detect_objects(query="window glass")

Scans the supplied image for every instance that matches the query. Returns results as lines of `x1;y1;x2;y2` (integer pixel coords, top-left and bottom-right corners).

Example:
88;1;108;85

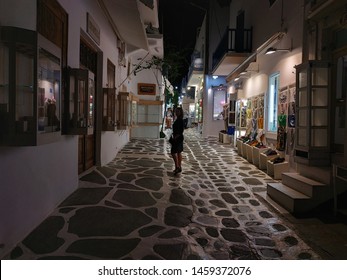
38;48;60;133
267;73;279;132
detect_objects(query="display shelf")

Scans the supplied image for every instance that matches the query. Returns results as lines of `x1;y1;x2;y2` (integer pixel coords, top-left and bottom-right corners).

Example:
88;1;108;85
137;99;162;125
102;88;116;131
63;68;93;135
0;27;62;145
267;160;290;179
259;152;279;170
219;132;231;144
246;144;254;163
117;92;138;130
236;139;243;155
252;146;269;167
241;142;249;158
294;61;330;166
235;99;247;139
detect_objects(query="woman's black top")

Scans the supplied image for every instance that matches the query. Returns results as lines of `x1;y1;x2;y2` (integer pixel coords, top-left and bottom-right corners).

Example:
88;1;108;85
172;118;184;141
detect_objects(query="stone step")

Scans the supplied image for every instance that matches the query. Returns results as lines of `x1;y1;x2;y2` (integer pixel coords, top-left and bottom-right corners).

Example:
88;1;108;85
267;182;311;213
281;172;326;197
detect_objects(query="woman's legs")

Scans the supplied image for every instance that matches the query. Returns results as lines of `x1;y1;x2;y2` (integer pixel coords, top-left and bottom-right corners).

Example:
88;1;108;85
171;152;182;174
177;152;182;169
171;153;178;169
171;142;183;174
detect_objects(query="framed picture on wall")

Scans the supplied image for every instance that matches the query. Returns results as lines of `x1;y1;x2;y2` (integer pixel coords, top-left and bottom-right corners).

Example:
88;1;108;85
138;83;156;95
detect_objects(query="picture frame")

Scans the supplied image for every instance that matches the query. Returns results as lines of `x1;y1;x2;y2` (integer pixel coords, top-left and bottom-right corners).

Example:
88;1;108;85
138;83;156;95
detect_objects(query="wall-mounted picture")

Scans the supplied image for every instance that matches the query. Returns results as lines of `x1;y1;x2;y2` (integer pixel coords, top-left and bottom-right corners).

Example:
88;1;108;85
138;83;156;95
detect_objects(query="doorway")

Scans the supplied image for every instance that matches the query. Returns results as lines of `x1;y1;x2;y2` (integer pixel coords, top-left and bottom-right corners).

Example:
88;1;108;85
78;38;98;174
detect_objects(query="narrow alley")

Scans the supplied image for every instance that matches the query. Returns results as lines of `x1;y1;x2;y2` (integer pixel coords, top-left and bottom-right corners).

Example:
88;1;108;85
5;128;347;260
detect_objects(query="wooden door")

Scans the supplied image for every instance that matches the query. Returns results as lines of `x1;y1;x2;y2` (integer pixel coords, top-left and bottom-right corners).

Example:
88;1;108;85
78;71;96;173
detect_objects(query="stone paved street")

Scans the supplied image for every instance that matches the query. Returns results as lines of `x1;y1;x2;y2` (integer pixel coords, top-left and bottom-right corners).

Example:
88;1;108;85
6;128;326;260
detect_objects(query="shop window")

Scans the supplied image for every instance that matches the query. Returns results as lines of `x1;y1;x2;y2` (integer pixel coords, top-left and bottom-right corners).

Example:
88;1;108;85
267;73;279;132
102;88;116;131
63;68;94;135
137;100;163;124
0;26;62;146
212;86;227;120
117;92;138;130
103;60;116;131
38;47;61;134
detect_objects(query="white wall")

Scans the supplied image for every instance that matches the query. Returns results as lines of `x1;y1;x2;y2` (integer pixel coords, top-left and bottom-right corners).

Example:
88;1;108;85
239;74;268;99
0;137;78;258
203;76;226;137
58;0;130;166
0;0;79;258
229;0;303;52
101;131;129;165
0;0;131;258
0;0;36;30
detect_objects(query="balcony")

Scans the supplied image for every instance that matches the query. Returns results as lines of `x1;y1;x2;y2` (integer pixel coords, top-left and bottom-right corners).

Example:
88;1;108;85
212;27;252;76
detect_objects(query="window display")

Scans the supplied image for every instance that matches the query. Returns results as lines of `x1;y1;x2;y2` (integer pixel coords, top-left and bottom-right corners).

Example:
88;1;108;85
117;92;138;129
102;88;116;131
37;47;61;133
64;68;95;135
137;100;162;125
212;86;227;120
235;99;247;138
131;96;139;126
267;73;279;132
0;26;62;145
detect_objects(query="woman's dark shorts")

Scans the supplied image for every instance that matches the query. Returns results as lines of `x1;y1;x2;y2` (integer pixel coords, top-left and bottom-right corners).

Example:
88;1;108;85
171;141;183;154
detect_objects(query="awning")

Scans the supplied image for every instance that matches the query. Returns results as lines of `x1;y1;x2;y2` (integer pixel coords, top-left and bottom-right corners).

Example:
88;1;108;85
98;0;149;51
226;31;286;82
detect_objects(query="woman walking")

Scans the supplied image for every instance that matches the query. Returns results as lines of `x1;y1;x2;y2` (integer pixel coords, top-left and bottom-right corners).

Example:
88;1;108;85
170;107;184;175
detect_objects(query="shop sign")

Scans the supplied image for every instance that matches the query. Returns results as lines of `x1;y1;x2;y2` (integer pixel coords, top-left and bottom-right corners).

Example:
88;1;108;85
138;83;156;95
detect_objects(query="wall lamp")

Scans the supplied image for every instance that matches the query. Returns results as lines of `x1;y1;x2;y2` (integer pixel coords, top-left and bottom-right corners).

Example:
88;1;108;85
265;47;292;55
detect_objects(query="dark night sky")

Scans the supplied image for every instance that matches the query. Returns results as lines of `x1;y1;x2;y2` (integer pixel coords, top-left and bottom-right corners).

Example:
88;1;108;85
159;0;207;87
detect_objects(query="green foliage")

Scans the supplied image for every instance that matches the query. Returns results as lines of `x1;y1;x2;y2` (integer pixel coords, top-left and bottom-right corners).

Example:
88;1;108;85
133;55;182;107
172;89;179;107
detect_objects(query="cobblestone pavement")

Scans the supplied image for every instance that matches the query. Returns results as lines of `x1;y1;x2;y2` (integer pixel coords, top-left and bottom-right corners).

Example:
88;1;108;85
7;128;321;260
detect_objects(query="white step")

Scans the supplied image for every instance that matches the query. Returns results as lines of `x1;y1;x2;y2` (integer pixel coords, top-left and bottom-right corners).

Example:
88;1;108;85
267;182;311;213
281;172;327;197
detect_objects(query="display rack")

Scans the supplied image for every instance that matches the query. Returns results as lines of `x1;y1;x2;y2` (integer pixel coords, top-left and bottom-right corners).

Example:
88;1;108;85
294;60;330;166
0;27;62;145
137;100;163;125
102;88;116;131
